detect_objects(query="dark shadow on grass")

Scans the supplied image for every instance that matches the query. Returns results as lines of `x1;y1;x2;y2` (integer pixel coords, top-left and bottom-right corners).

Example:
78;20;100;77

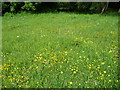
2;8;119;18
101;9;119;17
30;8;119;17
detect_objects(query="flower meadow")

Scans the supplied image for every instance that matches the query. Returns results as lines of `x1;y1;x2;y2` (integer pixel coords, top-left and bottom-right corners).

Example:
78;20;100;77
1;12;119;88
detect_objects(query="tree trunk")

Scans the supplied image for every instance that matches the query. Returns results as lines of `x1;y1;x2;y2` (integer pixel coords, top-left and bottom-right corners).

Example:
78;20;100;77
101;2;109;14
118;8;120;13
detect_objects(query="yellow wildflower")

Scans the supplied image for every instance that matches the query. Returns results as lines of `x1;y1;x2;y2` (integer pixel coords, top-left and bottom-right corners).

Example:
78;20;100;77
60;71;63;74
104;71;106;73
18;85;22;88
69;82;73;84
89;67;91;69
97;67;100;69
109;50;112;53
108;75;110;76
36;66;39;69
79;56;82;58
101;62;105;65
109;80;111;82
73;71;76;74
86;58;89;60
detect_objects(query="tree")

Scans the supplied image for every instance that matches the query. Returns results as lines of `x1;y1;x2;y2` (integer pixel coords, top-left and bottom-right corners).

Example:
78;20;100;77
100;2;109;14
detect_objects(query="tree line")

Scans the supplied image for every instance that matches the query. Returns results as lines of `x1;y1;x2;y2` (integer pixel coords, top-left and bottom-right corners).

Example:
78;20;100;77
2;2;119;15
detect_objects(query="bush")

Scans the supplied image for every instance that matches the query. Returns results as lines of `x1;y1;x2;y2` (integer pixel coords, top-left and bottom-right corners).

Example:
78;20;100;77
21;2;36;11
89;2;104;13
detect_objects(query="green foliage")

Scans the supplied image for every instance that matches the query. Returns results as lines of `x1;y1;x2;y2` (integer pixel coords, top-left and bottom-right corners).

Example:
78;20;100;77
0;2;2;15
2;12;118;88
36;2;58;12
21;2;36;11
10;2;16;12
58;2;71;11
76;2;92;12
2;2;24;14
2;2;107;14
2;2;10;13
4;12;14;17
89;2;105;13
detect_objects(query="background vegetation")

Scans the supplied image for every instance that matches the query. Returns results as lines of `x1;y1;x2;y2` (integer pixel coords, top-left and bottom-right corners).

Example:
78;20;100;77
2;2;119;15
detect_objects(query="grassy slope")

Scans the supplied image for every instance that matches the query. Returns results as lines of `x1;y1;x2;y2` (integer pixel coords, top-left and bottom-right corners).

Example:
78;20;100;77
2;12;118;88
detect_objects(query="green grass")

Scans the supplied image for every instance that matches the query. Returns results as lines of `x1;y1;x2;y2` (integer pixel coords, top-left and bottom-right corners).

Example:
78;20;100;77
2;12;119;88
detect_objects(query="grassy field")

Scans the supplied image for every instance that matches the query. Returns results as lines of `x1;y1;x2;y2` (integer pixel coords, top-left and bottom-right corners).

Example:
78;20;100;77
2;12;119;88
